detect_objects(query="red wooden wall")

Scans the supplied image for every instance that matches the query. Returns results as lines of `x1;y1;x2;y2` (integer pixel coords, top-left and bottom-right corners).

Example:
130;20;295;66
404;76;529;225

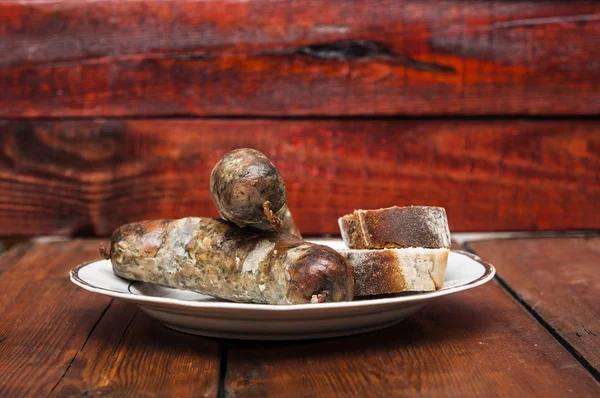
1;1;599;235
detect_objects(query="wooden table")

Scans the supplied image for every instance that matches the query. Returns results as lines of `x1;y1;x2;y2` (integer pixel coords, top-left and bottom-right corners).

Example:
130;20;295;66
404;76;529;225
1;236;599;397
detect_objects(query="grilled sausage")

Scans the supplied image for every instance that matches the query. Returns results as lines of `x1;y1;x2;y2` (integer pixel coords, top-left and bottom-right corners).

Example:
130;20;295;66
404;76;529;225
210;148;301;238
102;217;354;304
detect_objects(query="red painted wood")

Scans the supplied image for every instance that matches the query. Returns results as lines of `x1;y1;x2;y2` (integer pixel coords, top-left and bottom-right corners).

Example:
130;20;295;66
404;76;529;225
1;1;599;116
1;119;598;236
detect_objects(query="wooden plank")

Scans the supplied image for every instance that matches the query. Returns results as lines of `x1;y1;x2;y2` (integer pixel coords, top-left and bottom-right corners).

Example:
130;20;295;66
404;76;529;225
1;119;599;236
0;238;29;253
468;237;600;375
51;302;220;397
1;1;599;116
0;240;221;396
224;280;600;396
0;240;112;396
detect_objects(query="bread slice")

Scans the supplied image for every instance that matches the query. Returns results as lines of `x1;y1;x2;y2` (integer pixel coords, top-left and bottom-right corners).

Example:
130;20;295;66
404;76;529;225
339;248;449;296
338;206;450;249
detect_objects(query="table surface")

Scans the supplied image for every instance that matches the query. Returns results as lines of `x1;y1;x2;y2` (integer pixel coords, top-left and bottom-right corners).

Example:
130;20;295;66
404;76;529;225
1;236;599;397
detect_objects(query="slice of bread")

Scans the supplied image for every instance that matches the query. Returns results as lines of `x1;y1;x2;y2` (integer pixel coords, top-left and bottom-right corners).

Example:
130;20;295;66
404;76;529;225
338;206;451;249
339;248;449;296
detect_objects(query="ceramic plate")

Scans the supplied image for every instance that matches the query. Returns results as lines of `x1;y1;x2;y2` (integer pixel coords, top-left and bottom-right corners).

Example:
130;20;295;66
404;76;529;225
70;239;495;340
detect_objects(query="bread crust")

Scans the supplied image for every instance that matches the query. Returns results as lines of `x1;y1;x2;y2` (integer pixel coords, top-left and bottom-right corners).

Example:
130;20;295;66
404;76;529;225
338;206;450;249
339;248;449;296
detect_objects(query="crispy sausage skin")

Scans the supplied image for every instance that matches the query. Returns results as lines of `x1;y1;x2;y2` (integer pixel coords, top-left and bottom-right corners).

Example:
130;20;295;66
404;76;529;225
210;148;301;238
105;217;354;304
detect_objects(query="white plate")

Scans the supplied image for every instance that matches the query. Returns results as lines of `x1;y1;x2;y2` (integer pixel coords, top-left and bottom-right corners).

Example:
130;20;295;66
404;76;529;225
70;239;495;340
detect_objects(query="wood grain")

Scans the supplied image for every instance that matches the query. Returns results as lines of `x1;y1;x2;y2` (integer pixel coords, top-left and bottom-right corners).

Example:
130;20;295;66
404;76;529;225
1;1;599;116
1;119;598;236
51;303;220;397
468;237;600;374
0;240;221;396
0;240;113;396
224;279;600;397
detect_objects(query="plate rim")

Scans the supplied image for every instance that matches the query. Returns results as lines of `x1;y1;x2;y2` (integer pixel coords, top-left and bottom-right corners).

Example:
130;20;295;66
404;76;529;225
70;249;495;311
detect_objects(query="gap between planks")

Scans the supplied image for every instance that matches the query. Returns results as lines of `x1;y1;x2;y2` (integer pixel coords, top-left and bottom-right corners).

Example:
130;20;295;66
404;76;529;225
47;299;115;397
3;115;600;122
464;242;600;383
217;343;229;398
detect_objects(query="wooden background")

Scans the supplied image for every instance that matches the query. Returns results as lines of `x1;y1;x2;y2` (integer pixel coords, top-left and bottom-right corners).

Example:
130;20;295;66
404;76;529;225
1;0;599;236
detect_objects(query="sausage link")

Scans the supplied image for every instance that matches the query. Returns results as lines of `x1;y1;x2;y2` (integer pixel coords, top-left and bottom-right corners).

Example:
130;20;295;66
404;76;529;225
106;217;353;304
210;148;301;238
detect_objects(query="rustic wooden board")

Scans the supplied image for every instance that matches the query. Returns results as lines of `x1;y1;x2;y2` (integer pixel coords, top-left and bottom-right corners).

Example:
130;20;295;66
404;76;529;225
51;303;221;397
1;119;598;236
468;237;600;376
1;1;599;116
0;240;221;396
224;278;600;397
0;240;112;396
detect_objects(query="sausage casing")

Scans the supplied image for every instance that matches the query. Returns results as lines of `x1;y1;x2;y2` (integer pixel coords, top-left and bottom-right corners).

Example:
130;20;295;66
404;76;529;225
106;217;354;304
210;148;301;238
